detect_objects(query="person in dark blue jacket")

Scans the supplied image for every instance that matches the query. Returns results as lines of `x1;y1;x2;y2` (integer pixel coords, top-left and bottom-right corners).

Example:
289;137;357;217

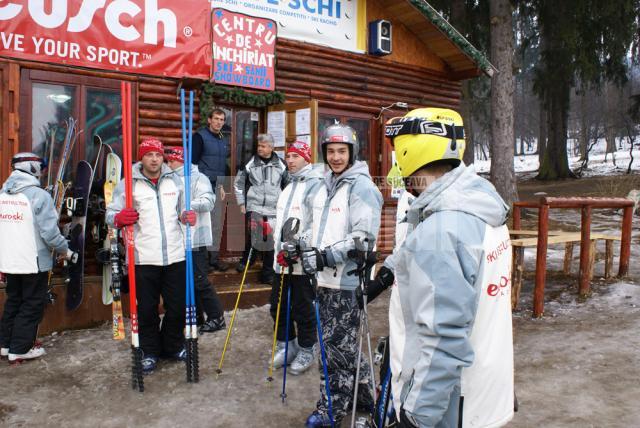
192;108;230;272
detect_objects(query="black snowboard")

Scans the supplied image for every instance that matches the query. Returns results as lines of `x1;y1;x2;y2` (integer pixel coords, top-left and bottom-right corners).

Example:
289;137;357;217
65;160;93;311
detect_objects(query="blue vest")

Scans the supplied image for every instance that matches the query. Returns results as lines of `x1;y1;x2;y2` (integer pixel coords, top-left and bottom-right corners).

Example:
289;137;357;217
196;127;229;185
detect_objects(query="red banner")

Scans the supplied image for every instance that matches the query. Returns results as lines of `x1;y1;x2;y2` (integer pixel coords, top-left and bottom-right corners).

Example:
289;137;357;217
0;0;211;79
212;9;277;91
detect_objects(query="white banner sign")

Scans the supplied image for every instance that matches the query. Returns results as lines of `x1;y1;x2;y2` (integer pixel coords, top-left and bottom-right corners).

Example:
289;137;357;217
210;0;365;53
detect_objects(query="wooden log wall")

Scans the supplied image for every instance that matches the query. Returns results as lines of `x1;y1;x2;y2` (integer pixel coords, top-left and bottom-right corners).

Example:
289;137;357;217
275;38;462;114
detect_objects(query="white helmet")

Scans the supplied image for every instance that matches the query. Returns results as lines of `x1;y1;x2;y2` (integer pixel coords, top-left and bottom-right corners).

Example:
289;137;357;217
11;152;45;178
320;123;359;165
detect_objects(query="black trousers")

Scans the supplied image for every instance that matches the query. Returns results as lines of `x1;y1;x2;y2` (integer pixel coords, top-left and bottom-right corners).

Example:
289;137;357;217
269;272;317;348
135;262;185;356
193;246;224;320
241;211;275;281
0;272;48;354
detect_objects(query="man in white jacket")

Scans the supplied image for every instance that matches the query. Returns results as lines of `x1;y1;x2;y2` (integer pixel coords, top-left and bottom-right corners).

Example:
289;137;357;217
272;141;323;375
374;108;514;428
106;139;196;374
300;124;383;427
165;146;225;334
0;153;76;363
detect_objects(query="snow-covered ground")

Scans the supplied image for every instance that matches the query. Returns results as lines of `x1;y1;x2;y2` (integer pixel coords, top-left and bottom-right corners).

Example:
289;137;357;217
475;139;640;177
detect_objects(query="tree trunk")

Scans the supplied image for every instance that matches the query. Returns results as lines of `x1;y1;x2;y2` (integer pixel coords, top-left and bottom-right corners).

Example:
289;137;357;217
489;0;518;205
460;81;475;165
579;95;589;161
538;98;547;162
605;128;617;165
538;84;574;179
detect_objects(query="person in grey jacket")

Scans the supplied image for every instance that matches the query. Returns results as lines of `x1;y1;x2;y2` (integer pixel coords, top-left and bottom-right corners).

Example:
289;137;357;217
0;153;76;363
233;134;289;283
371;108;514;428
165;146;225;334
300;124;383;427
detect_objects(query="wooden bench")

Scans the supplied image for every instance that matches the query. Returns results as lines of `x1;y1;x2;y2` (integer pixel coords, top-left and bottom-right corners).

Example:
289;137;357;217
509;230;621;310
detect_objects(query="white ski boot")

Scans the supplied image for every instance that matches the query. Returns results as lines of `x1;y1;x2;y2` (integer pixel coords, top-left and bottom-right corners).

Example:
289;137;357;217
289;345;315;375
0;347;8;359
8;345;46;362
273;339;298;369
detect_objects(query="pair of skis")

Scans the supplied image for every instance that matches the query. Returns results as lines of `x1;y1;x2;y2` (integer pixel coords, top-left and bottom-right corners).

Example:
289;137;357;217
181;89;199;383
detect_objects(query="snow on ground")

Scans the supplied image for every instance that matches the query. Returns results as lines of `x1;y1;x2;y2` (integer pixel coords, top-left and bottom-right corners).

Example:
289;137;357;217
475;138;640;178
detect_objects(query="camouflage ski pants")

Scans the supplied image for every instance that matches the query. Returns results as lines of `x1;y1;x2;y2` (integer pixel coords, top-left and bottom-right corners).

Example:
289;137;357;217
316;287;374;422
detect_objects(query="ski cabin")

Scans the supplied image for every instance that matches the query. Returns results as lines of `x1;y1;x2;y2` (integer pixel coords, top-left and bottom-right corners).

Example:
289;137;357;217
0;0;491;333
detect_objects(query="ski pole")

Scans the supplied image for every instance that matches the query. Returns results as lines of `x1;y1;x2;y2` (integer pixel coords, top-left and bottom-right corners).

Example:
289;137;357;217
216;246;253;376
267;271;286;382
281;268;293;402
312;277;335;428
121;81;144;393
181;89;199;383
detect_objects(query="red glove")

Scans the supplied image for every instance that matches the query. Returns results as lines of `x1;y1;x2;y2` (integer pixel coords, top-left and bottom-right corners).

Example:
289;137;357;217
261;219;273;238
114;208;139;228
180;210;197;226
277;250;289;267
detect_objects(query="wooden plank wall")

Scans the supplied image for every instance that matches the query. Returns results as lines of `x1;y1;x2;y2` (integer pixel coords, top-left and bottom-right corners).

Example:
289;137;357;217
275;38;462;114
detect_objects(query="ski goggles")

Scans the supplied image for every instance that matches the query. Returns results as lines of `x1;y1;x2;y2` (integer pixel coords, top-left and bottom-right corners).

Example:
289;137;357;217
164;147;184;162
384;117;464;144
11;156;47;168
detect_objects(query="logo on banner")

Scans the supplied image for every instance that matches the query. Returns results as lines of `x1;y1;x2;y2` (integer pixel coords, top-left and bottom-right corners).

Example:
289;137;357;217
212;9;277;91
0;0;211;79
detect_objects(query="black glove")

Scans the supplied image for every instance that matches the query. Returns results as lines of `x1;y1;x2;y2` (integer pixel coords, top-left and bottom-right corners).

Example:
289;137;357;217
356;266;394;309
301;247;327;275
399;407;419;428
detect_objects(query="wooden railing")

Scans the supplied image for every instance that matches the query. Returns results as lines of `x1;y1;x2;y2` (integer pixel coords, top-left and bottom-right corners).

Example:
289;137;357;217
512;197;634;317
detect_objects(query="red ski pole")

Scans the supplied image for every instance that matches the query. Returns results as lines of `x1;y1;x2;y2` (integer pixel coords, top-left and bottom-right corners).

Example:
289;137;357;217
121;81;144;392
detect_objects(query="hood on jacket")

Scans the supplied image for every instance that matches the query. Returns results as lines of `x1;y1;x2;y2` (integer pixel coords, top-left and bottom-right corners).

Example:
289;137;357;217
324;160;372;197
407;163;509;227
291;163;323;181
2;170;41;194
132;162;175;181
172;164;201;177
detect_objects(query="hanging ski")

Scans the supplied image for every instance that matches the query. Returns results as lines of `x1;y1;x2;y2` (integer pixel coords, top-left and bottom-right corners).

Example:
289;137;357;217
122;81;144;392
181;89;199;383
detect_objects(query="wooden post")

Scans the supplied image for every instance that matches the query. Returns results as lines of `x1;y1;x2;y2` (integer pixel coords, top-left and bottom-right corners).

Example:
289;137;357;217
579;206;592;297
512;246;525;310
512;205;521;230
533;203;549;318
563;242;574;275
588;239;596;282
605;240;614;279
618;206;633;277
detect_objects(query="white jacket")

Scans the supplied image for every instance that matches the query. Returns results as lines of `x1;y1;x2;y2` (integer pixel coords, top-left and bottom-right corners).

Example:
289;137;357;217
0;170;68;273
273;164;323;275
174;164;215;249
304;161;383;291
106;163;185;266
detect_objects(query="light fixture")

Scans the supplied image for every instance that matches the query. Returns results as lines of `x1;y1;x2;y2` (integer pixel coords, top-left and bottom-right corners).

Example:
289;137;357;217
374;102;409;120
46;94;72;104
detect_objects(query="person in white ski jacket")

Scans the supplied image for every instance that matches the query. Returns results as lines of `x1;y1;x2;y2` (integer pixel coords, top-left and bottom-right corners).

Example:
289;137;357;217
165;146;225;334
372;108;514;428
300;124;383;427
106;139;195;374
0;153;75;362
271;141;323;375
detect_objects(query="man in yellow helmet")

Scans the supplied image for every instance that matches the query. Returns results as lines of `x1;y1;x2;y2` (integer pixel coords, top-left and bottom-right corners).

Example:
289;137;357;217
365;108;514;427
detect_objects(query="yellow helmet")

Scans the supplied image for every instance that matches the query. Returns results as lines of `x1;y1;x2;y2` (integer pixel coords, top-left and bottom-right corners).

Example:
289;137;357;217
385;108;465;178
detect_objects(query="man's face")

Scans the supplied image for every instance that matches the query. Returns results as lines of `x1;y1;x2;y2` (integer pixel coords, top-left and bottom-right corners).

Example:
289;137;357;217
167;159;183;171
326;143;350;174
285;152;307;173
257;141;273;158
208;112;225;133
141;151;164;176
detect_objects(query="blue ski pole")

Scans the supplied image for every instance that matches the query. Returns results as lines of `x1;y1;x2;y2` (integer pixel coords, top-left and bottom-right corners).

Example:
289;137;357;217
281;269;293;402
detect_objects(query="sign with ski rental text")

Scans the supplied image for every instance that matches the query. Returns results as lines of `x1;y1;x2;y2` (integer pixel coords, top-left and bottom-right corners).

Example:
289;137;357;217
212;9;277;91
0;0;211;79
210;0;365;53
